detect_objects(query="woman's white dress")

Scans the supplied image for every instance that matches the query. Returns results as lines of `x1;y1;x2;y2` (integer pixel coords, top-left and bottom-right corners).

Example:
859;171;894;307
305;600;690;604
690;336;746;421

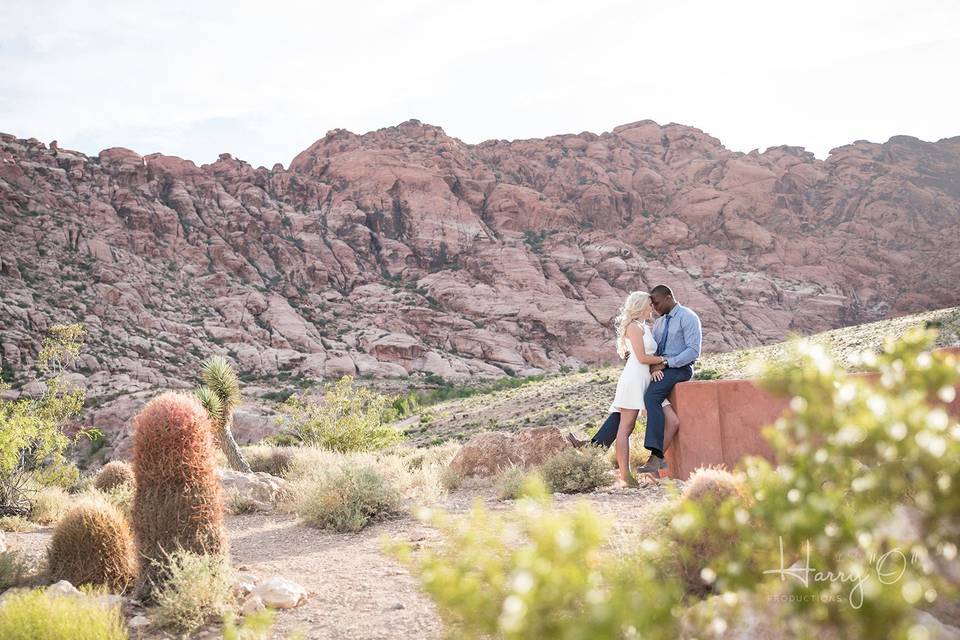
609;322;670;413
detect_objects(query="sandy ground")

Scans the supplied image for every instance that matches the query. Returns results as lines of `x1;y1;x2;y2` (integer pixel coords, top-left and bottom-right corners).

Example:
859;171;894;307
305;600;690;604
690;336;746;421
3;481;674;639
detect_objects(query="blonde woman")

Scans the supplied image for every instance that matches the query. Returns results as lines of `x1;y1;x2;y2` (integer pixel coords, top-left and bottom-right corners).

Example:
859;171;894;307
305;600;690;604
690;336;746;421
606;291;680;487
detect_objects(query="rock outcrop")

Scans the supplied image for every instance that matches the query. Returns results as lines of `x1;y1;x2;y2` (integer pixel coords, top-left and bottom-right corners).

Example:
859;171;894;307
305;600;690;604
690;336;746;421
2;120;959;449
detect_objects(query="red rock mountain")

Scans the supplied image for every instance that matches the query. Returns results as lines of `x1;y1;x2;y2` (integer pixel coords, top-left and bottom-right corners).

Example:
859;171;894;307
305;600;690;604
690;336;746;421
2;119;959;402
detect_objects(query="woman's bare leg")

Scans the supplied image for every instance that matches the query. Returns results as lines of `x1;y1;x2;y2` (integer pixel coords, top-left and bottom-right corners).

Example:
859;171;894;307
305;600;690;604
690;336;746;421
662;405;680;454
614;408;640;484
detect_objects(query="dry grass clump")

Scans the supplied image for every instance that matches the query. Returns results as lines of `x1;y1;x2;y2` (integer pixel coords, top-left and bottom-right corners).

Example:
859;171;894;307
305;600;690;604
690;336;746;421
131;392;227;594
283;443;454;514
46;497;137;592
0;588;128;640
242;445;296;477
29;486;72;525
541;447;613;494
152;549;234;633
0;549;35;590
494;465;536;500
298;465;400;533
94;461;135;492
0;515;35;532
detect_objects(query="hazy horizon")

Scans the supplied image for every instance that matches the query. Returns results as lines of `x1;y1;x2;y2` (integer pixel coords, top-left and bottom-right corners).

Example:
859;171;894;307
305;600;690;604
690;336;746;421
4;0;959;168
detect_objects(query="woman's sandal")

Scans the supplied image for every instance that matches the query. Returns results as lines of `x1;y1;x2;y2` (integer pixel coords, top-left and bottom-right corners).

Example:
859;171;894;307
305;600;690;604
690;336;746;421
614;475;641;489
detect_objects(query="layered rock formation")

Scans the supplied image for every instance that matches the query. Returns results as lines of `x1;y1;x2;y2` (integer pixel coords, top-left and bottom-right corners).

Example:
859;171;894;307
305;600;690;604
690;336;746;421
2;119;959;406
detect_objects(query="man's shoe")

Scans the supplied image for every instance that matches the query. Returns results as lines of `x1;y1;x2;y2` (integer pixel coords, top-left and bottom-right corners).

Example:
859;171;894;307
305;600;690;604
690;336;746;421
636;455;667;479
566;433;587;449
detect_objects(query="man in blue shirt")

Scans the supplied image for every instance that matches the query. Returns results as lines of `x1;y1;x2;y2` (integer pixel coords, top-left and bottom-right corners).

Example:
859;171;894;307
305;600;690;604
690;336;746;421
636;284;701;477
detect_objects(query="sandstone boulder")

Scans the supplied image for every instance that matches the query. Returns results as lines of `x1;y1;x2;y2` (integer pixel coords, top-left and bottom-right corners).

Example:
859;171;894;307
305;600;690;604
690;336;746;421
447;427;572;479
217;469;288;511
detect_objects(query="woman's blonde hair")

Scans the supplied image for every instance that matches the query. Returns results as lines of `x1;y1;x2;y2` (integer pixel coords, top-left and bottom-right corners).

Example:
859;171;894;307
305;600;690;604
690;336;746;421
614;291;651;359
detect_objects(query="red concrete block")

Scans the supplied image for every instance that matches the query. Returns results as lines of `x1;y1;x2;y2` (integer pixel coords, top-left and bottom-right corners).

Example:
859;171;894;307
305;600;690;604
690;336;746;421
663;381;724;480
716;380;783;469
664;347;960;480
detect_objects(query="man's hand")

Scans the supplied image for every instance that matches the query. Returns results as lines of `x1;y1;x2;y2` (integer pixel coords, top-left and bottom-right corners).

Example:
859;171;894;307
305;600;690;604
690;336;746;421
651;363;666;373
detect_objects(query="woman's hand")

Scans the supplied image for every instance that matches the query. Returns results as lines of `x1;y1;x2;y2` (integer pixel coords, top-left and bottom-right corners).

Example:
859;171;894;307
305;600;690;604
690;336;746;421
651;369;664;381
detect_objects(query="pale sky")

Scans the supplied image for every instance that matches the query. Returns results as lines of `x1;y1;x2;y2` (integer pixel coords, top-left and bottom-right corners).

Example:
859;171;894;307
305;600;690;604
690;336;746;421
2;0;958;168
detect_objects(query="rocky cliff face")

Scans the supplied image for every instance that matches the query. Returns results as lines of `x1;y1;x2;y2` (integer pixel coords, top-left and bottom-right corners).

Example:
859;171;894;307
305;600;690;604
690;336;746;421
2;119;959;405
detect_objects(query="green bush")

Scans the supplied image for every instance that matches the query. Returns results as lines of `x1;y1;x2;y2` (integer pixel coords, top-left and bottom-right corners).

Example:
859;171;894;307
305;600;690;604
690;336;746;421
394;477;679;639
152;549;234;632
684;328;960;636
540;447;612;494
221;610;278;640
298;465;400;532
0;324;90;516
277;376;404;452
0;588;127;640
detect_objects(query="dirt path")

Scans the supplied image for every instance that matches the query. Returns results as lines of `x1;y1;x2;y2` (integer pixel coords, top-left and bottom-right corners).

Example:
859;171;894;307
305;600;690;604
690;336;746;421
228;513;444;640
3;482;674;639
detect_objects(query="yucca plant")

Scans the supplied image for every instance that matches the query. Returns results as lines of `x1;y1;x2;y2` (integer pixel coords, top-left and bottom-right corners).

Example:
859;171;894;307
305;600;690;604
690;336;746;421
196;357;251;472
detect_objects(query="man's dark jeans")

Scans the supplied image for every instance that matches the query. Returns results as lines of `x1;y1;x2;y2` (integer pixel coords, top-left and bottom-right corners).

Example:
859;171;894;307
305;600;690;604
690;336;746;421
643;364;693;458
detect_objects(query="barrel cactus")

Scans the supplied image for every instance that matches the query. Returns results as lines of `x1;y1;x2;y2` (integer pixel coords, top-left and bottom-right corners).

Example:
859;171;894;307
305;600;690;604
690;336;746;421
131;392;227;595
47;498;137;592
94;461;135;492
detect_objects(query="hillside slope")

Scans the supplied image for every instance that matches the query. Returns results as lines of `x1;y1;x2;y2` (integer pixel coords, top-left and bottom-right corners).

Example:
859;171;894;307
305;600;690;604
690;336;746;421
406;306;960;445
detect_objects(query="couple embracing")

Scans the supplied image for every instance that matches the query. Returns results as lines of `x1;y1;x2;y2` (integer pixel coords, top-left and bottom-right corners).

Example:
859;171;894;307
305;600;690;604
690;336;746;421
569;285;702;487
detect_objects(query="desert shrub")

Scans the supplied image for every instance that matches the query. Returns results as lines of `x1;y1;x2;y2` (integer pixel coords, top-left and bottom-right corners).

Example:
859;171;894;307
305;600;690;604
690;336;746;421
681;329;960;637
47;498;137;592
131;392;227;594
298;465;400;532
0;549;33;589
196;356;251;472
0;324;91;516
243;445;296;477
277;376;404;452
284;445;450;516
540;447;612;494
494;465;536;500
0;588;128;640
394;477;680;639
152;549;234;632
94;461;135;492
29;485;72;525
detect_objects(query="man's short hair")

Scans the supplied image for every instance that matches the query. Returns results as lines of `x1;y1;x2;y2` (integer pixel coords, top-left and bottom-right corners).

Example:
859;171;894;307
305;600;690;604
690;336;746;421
650;284;673;298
